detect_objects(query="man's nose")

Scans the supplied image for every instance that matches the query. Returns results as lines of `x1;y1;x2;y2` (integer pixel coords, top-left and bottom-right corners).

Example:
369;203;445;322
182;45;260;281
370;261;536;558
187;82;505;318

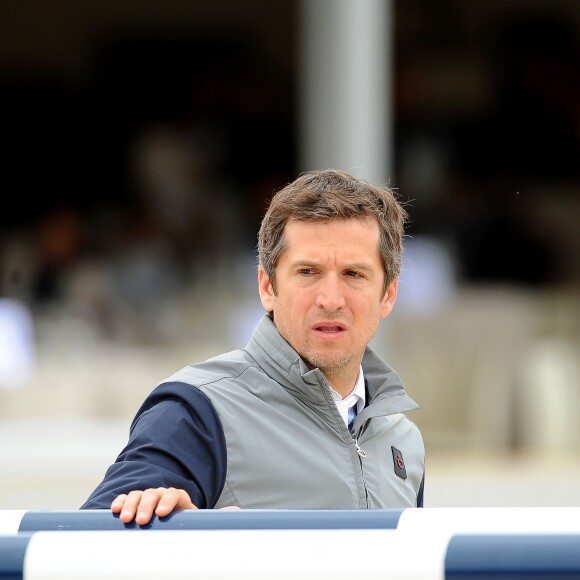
315;275;346;311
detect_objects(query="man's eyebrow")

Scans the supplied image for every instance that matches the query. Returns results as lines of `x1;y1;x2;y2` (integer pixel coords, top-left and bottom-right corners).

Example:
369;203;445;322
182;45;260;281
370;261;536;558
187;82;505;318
289;260;374;273
289;260;320;269
343;262;374;274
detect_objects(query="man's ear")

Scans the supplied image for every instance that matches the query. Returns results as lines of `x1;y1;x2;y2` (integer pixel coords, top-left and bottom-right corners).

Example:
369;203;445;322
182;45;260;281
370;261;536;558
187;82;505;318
380;278;398;319
258;266;275;312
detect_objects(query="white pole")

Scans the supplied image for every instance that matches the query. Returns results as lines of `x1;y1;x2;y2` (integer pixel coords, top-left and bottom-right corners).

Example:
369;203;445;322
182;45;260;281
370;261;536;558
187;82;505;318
297;0;392;185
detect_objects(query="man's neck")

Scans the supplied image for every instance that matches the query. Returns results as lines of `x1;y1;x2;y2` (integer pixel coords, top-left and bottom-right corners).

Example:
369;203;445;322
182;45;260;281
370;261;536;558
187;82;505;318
323;380;351;399
325;367;362;399
328;366;366;408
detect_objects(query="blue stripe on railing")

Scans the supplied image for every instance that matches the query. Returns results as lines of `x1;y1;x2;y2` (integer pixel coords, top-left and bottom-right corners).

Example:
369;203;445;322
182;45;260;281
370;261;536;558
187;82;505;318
18;508;404;532
445;533;580;578
0;534;31;580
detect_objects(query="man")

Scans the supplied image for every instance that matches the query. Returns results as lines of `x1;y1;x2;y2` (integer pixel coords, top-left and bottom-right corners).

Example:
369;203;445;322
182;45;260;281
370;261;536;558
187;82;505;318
81;169;425;524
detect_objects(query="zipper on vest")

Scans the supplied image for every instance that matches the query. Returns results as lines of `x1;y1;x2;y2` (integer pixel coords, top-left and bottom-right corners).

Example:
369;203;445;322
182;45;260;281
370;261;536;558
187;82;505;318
353;431;371;507
353;435;367;458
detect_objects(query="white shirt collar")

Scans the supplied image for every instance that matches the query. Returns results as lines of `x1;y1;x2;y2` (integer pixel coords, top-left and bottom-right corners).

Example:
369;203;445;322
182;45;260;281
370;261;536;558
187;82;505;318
328;366;366;426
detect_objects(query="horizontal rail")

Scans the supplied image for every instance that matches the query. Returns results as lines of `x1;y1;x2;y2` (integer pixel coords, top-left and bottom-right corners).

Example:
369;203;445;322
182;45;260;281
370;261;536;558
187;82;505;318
1;529;579;579
1;508;403;534
2;507;579;535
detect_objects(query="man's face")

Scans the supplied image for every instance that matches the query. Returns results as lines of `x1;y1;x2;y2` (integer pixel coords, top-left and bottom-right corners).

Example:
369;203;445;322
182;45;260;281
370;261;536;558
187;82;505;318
258;218;398;393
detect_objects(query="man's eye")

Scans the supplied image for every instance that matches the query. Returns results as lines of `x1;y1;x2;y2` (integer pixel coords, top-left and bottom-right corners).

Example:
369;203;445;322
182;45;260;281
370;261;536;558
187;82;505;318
298;268;316;275
345;270;362;278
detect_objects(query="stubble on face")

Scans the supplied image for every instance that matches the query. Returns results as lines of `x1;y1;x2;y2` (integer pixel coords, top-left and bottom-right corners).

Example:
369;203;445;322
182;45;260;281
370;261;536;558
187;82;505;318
304;348;361;387
269;285;370;387
300;316;378;387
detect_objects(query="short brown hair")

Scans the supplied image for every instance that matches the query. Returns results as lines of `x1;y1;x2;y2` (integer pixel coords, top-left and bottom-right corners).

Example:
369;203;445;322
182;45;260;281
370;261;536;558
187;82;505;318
258;169;408;292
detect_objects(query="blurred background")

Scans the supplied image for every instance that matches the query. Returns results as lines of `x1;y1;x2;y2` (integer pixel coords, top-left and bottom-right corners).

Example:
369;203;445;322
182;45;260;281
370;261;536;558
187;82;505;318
1;0;579;509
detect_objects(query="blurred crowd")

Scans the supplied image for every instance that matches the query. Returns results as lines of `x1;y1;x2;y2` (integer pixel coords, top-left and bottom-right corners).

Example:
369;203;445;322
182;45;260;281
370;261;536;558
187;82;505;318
1;2;579;390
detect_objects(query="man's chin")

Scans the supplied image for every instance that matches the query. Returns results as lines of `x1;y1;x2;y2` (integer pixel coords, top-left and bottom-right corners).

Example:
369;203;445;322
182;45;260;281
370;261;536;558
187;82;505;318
307;352;352;374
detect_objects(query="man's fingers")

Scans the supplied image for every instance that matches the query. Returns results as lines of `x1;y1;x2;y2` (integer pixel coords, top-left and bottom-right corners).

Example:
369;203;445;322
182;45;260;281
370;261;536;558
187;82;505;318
155;488;196;517
111;494;128;513
111;488;199;525
116;490;145;523
133;488;166;525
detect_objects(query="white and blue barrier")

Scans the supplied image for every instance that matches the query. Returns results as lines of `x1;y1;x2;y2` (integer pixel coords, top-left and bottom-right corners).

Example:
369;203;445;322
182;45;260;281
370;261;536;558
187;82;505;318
2;507;580;534
1;529;580;579
0;508;402;533
2;508;580;578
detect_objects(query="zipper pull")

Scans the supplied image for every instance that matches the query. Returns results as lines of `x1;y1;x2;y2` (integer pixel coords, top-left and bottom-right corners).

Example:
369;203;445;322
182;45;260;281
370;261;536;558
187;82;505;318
353;436;367;458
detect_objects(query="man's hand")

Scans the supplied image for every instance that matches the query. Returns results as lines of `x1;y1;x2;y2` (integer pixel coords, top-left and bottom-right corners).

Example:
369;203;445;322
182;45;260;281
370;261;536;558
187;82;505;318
111;487;197;525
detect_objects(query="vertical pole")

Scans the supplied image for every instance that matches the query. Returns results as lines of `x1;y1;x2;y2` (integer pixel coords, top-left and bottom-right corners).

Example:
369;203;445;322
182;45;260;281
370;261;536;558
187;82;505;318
297;0;392;184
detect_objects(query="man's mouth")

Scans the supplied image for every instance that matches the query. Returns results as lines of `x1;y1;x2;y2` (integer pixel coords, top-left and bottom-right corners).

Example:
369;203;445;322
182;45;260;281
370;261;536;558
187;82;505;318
312;322;347;335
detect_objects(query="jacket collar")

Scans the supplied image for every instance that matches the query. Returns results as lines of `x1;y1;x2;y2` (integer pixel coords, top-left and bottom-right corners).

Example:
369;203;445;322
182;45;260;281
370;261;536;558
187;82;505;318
245;313;419;416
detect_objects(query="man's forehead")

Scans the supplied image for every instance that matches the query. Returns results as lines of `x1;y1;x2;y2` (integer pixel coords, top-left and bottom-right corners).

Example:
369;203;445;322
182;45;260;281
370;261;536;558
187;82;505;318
284;216;379;236
281;218;382;262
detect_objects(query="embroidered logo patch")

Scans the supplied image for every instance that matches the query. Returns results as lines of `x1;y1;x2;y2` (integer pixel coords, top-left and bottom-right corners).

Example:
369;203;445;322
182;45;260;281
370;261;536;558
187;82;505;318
391;446;407;479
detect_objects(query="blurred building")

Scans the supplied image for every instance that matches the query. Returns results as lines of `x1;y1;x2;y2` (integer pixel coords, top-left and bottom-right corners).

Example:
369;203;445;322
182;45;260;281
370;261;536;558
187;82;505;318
0;0;579;468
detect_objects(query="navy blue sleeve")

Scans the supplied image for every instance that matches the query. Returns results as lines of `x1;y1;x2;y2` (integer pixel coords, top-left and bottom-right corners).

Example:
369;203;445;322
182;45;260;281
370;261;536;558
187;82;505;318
80;381;227;510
